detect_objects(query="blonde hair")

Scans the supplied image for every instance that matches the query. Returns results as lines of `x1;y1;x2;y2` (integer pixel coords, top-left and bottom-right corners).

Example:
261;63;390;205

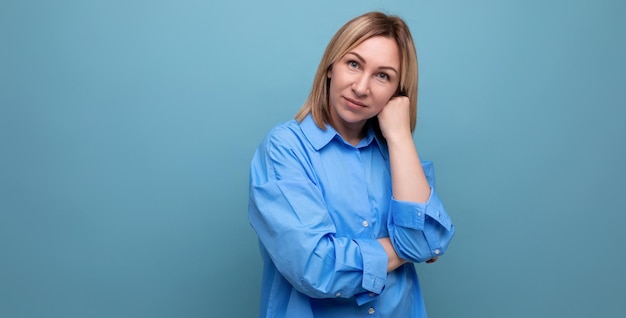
294;11;419;132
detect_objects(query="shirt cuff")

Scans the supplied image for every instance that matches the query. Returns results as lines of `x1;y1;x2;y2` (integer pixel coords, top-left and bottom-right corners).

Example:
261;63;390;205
354;289;381;306
354;239;387;296
389;188;452;231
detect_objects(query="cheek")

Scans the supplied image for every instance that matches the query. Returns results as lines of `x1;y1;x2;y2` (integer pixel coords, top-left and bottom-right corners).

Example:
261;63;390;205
377;87;398;103
328;74;345;96
327;80;341;106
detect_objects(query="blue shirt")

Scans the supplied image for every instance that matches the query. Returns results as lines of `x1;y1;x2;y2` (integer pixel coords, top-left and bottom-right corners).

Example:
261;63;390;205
248;115;455;318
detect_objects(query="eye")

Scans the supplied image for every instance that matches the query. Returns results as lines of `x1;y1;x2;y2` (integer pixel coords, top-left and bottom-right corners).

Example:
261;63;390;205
347;60;359;69
377;72;389;81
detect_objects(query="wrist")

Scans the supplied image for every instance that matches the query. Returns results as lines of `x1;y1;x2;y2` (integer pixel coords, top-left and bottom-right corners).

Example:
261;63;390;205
378;237;407;272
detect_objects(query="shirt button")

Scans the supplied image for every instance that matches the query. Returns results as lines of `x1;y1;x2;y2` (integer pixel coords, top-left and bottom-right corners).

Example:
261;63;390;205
434;249;441;255
362;220;369;227
335;292;341;297
369;292;376;297
417;212;422;216
368;307;376;315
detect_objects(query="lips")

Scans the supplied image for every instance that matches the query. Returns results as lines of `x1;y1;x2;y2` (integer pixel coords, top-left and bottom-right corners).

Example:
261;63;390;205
344;97;367;109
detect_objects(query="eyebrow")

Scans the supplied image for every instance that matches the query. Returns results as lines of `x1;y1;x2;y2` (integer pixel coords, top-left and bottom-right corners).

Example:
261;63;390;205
345;52;399;75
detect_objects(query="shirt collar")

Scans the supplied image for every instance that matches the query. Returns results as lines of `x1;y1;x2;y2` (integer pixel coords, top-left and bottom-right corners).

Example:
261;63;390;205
300;114;388;160
300;114;336;150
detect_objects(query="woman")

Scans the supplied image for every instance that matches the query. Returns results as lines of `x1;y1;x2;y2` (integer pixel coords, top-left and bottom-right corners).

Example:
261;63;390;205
248;11;455;317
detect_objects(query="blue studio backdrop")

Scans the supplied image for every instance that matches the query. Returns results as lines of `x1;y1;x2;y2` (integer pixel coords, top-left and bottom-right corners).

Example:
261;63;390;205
1;0;625;317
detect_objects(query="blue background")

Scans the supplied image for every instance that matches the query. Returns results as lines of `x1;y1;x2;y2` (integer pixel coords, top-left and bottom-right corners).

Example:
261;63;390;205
1;0;624;317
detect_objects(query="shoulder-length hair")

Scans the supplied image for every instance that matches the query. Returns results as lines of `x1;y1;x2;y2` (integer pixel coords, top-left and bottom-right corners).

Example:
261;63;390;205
294;11;419;132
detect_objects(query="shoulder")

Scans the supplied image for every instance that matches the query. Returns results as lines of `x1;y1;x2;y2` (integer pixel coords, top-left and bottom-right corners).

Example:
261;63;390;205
253;119;315;164
251;119;318;183
267;119;302;138
261;119;307;150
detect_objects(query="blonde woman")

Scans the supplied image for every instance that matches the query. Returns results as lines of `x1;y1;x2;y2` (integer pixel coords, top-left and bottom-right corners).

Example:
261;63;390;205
249;11;455;317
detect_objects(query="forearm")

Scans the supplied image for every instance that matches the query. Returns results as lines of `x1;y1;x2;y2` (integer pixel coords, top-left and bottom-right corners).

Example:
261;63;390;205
378;237;407;272
386;132;431;203
385;133;451;264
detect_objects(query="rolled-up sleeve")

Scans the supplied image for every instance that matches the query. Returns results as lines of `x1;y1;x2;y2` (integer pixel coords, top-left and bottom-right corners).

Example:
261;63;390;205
248;128;388;300
387;161;455;263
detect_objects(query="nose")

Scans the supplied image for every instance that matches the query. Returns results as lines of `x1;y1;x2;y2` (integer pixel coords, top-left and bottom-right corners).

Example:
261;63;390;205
352;74;369;97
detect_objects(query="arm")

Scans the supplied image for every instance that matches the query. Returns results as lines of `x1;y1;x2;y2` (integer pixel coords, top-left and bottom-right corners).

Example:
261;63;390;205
377;97;455;263
377;237;407;271
377;96;430;203
248;126;388;299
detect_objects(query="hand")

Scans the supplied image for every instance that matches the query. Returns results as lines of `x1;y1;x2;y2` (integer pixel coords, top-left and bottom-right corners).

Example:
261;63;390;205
377;96;411;141
378;237;408;272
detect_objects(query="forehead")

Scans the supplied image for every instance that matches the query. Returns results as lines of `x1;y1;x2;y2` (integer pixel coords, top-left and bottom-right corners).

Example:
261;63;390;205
345;36;400;69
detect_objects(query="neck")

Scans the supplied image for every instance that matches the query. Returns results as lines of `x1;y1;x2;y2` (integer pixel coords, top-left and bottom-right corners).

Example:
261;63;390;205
335;122;367;146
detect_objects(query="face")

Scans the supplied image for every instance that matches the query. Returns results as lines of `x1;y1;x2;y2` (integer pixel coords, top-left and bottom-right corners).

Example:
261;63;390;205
327;36;401;139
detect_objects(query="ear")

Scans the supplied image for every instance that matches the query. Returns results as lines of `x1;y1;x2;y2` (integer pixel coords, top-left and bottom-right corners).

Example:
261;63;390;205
326;64;333;79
